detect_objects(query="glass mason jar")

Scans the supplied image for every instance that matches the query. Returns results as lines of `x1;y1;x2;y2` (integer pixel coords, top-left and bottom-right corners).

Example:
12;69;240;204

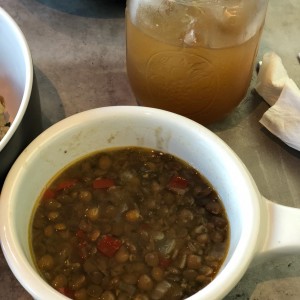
126;0;269;125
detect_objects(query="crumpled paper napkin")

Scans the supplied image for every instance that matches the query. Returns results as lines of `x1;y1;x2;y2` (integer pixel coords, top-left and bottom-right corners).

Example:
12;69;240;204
255;51;300;151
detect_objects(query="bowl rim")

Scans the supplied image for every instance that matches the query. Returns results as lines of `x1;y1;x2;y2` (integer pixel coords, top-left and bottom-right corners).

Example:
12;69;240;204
0;106;263;300
0;7;33;152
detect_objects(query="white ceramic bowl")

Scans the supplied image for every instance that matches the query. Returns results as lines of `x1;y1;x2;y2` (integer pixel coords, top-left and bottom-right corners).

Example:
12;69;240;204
1;106;300;300
0;7;42;185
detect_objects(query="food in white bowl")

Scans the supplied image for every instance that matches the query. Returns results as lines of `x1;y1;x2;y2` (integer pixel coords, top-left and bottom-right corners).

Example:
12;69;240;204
31;146;230;299
1;106;300;300
0;7;43;185
0;95;10;140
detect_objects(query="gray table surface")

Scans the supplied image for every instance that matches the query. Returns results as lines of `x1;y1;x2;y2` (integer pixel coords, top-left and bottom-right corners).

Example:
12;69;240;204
0;0;300;299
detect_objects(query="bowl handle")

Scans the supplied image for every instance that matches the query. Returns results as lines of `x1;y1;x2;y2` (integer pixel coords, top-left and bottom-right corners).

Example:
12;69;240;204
253;196;300;265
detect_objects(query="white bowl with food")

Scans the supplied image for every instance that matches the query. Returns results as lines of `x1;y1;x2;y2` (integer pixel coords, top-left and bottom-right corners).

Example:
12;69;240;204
1;106;300;300
0;7;43;185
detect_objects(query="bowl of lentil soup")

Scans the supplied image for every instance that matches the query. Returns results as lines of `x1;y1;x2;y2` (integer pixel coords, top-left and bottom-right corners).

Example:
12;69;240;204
1;106;300;300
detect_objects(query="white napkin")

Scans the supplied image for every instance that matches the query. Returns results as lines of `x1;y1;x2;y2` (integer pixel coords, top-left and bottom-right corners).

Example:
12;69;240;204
255;52;300;151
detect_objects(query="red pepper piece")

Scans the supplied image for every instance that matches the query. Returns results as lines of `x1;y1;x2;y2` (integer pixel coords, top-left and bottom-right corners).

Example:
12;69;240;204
93;178;115;189
97;235;122;257
76;229;86;240
42;188;56;200
159;256;172;269
75;229;88;260
140;223;151;230
168;176;189;189
57;287;74;298
78;242;88;260
56;179;78;191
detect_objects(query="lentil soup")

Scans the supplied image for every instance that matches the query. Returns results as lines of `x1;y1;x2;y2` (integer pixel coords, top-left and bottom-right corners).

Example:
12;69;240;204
30;147;230;300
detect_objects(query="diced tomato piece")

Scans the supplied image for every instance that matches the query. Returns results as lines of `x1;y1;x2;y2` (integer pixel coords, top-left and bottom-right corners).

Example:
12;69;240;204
78;243;88;260
75;229;88;259
57;287;74;298
42;188;56;200
93;178;115;189
76;229;86;240
56;179;78;191
167;176;189;189
140;223;151;230
159;256;172;269
97;235;122;257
